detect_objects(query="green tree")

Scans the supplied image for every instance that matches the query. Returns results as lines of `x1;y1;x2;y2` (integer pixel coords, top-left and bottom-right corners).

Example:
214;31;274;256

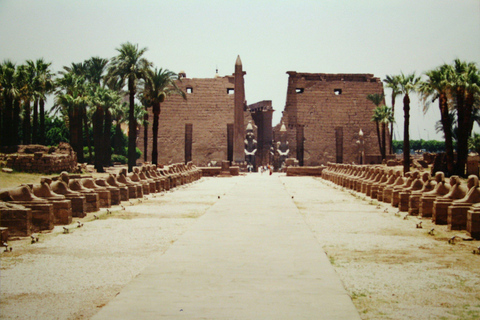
398;72;421;174
54;71;88;162
367;93;387;159
0;61;19;146
383;75;401;153
107;42;151;172
419;64;455;175
142;67;186;165
450;59;480;176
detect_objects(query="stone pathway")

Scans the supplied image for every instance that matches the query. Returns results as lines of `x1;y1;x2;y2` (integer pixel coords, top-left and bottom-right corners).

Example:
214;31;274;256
92;174;360;319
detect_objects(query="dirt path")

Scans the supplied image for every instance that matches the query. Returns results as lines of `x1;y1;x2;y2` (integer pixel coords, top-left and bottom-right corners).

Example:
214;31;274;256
282;176;480;320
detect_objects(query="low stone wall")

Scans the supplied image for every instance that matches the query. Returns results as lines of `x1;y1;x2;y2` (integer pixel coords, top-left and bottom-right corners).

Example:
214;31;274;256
0;143;77;174
286;166;325;177
200;167;240;177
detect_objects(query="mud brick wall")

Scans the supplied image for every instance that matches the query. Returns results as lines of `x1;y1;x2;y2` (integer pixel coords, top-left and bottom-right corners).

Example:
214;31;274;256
138;75;252;167
1;152;77;174
276;72;387;166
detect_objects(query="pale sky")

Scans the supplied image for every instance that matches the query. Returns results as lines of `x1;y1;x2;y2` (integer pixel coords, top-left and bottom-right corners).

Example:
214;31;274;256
1;0;479;140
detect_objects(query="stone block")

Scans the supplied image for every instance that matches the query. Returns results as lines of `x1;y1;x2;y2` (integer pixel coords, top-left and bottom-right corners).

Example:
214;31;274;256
448;205;470;230
0;203;32;236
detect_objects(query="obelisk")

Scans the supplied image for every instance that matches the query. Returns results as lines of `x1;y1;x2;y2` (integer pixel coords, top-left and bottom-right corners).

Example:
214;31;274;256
233;55;246;164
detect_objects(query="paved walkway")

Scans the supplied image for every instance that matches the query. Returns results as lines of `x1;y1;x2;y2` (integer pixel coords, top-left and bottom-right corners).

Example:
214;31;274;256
92;174;360;319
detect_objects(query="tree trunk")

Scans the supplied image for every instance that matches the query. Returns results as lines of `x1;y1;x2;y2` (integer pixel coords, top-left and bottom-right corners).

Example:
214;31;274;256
152;103;160;165
12;99;21;145
390;97;395;154
114;121;123;156
93;106;105;172
4;95;14;146
381;122;386;160
69;108;78;158
39;98;46;145
439;94;454;175
455;88;467;176
375;122;382;157
103;108;112;167
403;94;410;175
23;100;31;145
143;111;148;162
128;78;136;172
32;99;39;144
83;110;92;164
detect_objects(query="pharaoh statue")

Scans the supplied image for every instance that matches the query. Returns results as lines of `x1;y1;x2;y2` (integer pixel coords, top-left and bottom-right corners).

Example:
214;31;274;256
244;121;257;168
276;122;290;168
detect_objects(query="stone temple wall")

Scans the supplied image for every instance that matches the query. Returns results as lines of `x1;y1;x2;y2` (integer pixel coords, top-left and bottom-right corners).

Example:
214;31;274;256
137;74;252;167
276;72;388;166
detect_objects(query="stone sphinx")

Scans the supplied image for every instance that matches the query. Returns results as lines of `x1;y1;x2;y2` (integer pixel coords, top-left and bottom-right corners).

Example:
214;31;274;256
399;171;424;212
118;168;143;198
383;171;404;204
377;170;396;202
448;175;480;230
138;166;156;193
81;178;111;208
419;172;450;218
408;172;436;215
106;173;129;201
33;178;72;225
392;172;414;207
432;175;467;225
68;177;100;213
0;184;54;232
50;172;87;217
371;169;389;199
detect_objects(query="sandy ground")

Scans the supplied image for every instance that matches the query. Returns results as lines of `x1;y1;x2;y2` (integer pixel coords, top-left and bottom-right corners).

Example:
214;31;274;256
1;174;480;319
281;176;480;320
0;177;239;320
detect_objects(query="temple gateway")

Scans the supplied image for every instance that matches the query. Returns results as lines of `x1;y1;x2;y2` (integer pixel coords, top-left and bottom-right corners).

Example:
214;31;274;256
137;57;388;170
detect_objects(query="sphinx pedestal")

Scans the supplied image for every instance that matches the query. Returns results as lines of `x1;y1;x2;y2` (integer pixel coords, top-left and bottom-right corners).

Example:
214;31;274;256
419;196;436;218
467;208;480;239
399;192;411;212
433;200;452;225
0;202;32;236
448;204;471;230
11;201;54;232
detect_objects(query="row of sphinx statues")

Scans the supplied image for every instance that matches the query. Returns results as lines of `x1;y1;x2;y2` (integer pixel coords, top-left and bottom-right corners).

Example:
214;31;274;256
322;163;480;239
0;162;202;236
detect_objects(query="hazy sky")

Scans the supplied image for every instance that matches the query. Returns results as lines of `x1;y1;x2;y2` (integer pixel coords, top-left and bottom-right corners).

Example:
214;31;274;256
1;0;479;140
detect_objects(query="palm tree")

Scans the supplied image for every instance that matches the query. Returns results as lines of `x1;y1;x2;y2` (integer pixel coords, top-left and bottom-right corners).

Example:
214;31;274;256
108;42;151;171
34;59;55;145
142;67;186;165
383;75;401;153
450;59;480;176
398;72;421;174
367;93;386;158
0;60;19;146
418;64;455;175
55;71;88;162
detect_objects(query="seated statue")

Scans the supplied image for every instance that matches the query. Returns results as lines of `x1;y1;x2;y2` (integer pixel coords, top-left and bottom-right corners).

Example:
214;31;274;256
244;121;257;167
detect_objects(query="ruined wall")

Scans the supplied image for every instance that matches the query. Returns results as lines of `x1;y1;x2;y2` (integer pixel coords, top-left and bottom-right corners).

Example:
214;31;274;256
278;72;387;166
138;75;252;167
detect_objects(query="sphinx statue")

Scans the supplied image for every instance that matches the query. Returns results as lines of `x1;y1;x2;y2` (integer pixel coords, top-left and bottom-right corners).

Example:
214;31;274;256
433;175;467;225
448;175;480;230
